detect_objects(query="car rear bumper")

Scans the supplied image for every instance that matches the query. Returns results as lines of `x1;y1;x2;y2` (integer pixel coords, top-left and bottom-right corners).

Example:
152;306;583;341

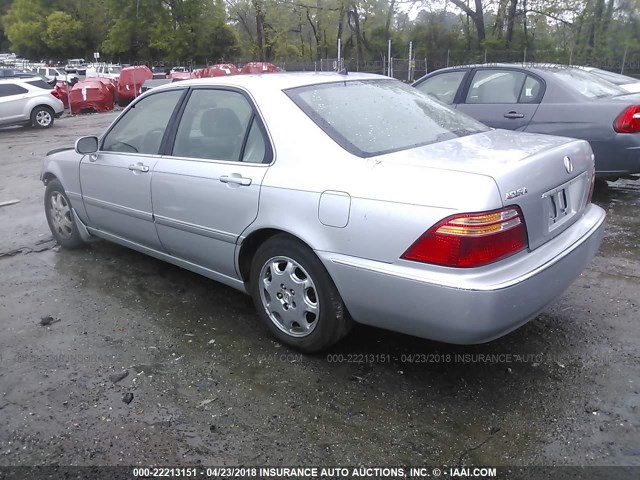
318;204;606;344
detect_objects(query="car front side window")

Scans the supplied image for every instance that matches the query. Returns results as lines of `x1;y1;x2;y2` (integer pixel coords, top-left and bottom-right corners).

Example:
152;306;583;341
414;71;467;104
102;89;184;155
172;89;265;162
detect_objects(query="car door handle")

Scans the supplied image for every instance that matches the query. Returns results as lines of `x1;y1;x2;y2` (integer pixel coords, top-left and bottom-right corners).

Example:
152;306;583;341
220;174;251;186
128;163;150;173
504;111;525;119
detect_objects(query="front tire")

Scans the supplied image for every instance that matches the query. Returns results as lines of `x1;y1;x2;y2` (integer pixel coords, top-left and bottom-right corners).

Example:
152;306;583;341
44;179;86;249
31;106;55;129
250;235;352;352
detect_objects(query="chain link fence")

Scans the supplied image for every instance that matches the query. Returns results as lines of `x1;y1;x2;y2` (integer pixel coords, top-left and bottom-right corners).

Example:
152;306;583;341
270;49;640;81
119;48;640;80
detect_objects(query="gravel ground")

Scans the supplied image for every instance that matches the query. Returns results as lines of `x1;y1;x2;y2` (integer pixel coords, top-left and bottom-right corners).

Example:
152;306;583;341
0;112;638;471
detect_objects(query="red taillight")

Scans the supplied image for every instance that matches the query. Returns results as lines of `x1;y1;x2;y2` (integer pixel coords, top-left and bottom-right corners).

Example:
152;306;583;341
50;89;61;99
613;105;640;133
401;207;528;268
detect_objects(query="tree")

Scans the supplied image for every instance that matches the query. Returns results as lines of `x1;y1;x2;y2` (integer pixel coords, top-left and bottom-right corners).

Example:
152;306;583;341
448;0;486;49
42;11;85;57
2;0;48;58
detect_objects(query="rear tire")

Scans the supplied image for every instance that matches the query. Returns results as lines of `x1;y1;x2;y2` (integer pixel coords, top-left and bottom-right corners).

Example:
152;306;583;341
31;106;55;129
249;234;352;352
44;179;86;249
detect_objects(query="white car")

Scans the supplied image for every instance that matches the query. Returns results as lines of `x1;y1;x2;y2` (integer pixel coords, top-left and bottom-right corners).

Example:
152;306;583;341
32;66;79;84
581;67;640;93
0;76;64;128
86;65;121;81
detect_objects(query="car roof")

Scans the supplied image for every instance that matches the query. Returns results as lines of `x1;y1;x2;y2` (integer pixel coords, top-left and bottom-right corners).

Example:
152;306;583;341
0;75;46;83
427;63;585;74
154;71;388;93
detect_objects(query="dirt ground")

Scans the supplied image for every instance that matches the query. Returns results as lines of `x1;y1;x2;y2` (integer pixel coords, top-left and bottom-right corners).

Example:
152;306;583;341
0;112;639;471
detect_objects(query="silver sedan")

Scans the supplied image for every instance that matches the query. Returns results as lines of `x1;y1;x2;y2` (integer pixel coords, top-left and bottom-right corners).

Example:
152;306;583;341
41;73;606;352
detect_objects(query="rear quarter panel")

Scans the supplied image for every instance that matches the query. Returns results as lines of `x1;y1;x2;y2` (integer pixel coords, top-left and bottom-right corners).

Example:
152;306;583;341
242;88;503;264
527;102;638;174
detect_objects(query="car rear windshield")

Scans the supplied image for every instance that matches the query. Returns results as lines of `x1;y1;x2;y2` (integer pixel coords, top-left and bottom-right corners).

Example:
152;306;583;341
550;68;627;98
285;79;488;157
25;79;53;89
589;68;638;86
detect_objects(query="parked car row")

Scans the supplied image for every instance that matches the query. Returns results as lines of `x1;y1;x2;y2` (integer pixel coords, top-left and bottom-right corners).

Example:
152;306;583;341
413;64;640;181
31;66;79;84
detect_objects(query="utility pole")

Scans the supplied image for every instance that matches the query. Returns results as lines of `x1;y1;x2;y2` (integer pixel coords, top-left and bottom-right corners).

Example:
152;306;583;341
407;41;413;82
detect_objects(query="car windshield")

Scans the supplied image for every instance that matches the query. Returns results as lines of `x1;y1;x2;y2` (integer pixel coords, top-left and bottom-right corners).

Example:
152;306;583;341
286;79;488;157
589;68;638;86
108;67;121;74
550;68;627;98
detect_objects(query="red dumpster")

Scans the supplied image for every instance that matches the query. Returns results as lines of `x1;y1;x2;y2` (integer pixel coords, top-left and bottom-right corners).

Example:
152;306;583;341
69;79;114;114
240;62;279;74
195;64;240;78
54;81;70;108
91;77;117;105
117;66;153;106
166;71;193;81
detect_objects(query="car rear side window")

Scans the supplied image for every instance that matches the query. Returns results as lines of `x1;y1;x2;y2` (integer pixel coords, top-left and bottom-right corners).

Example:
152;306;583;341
414;71;467;104
286;79;488;158
25;79;53;89
0;84;28;97
102;89;184;155
466;70;527;104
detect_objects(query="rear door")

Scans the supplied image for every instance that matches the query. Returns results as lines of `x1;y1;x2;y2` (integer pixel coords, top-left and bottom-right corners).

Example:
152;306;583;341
151;87;272;279
0;83;29;124
457;68;544;131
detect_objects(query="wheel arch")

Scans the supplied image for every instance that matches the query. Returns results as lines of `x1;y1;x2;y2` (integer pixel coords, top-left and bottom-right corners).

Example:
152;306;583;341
42;172;58;185
237;228;317;284
31;103;55;116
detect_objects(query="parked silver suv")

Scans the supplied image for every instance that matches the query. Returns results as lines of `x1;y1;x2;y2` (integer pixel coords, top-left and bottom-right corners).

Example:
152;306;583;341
0;76;65;129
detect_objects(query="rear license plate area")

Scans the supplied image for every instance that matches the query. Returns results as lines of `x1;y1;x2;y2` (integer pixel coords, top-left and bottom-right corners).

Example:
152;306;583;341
542;172;588;233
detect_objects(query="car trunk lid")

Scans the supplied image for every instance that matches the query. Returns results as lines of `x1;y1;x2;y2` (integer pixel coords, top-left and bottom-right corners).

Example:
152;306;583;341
377;129;594;250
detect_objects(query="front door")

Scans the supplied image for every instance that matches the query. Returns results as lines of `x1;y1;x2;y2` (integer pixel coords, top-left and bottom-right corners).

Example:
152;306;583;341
79;88;185;250
151;87;272;279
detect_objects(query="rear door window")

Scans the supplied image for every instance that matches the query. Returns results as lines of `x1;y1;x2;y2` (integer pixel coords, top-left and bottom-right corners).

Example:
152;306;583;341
0;84;28;97
171;88;269;163
518;75;544;103
466;70;527;104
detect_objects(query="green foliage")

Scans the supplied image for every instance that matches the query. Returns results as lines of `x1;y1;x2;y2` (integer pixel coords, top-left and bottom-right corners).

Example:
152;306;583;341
3;0;47;57
42;11;84;56
0;0;638;71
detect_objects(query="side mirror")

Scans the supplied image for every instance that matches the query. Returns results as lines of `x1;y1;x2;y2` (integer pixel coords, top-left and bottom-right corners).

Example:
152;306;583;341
75;136;99;154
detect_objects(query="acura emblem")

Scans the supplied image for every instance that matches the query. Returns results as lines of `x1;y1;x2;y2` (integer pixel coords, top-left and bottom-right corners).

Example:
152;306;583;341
563;156;573;174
